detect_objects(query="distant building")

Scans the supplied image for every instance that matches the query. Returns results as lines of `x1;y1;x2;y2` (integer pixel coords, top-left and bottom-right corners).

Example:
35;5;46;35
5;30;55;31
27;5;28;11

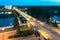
0;11;12;14
51;16;60;23
20;7;28;13
4;5;12;10
0;12;4;14
53;10;58;14
5;12;12;14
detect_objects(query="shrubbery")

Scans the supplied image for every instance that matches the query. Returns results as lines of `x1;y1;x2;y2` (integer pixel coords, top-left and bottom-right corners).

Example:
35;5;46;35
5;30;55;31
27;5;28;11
52;21;58;27
8;30;33;38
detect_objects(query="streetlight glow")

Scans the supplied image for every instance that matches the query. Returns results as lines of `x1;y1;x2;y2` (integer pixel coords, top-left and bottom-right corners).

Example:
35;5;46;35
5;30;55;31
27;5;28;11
2;28;5;31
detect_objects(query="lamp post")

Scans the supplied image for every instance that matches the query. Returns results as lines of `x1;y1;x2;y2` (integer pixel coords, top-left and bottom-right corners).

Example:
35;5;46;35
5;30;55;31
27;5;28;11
2;28;5;40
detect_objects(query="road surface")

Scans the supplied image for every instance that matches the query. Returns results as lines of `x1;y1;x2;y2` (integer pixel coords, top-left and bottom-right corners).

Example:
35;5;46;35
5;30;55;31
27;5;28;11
0;30;16;40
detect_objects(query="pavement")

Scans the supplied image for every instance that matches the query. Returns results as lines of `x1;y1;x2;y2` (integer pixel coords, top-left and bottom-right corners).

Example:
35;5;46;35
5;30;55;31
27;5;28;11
0;30;16;40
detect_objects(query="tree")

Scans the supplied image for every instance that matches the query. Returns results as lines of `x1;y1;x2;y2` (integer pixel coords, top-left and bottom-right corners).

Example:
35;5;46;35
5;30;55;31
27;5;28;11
13;11;20;36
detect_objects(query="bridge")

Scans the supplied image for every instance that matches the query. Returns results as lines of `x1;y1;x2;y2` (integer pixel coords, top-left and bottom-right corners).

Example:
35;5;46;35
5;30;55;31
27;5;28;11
13;7;60;40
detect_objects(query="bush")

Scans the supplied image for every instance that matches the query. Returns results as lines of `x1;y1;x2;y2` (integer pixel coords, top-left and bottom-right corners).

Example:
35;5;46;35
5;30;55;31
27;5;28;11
9;35;17;38
8;30;33;38
52;21;58;27
20;30;33;37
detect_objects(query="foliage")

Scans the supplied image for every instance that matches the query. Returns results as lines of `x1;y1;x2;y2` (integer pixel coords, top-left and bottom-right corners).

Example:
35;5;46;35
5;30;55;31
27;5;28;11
0;14;15;18
52;21;58;27
8;30;33;38
27;6;54;23
20;25;28;29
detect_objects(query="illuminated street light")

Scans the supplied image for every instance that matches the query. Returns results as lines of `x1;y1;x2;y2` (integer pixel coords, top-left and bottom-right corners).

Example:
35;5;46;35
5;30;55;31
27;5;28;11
2;28;5;31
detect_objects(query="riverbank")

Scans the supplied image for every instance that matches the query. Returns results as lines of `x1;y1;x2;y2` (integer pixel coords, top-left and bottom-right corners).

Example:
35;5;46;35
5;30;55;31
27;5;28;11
0;25;14;33
0;14;15;18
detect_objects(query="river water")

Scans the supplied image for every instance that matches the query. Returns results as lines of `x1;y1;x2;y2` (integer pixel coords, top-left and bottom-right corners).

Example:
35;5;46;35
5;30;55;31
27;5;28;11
0;17;15;27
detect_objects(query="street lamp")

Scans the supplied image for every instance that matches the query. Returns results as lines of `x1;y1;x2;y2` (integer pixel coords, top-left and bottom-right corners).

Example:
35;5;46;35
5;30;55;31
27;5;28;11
1;28;5;40
2;28;5;30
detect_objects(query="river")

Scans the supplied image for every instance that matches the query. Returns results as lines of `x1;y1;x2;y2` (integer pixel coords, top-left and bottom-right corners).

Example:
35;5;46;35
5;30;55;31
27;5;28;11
0;17;15;27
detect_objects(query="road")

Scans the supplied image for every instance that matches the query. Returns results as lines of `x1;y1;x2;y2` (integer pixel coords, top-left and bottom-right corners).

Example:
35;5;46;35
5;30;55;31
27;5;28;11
0;30;16;40
13;7;60;40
